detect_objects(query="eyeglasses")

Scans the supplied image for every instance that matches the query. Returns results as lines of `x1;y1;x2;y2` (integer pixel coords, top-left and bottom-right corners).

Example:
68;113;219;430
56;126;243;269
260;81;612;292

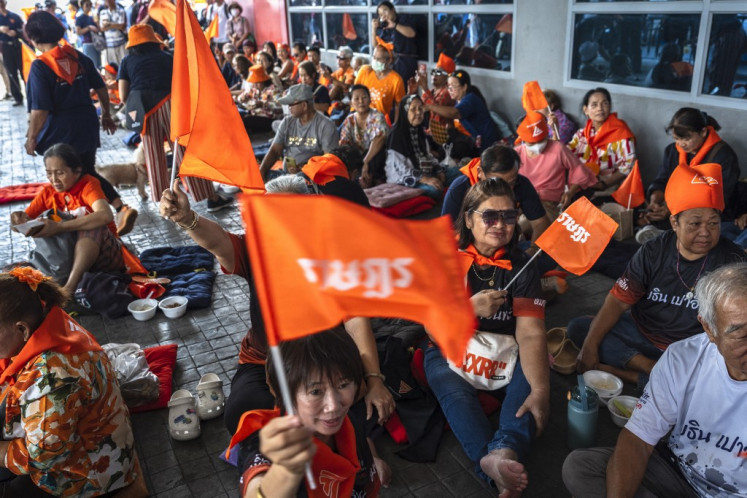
292;52;301;58
430;69;447;76
472;209;519;226
288;101;305;107
337;56;350;60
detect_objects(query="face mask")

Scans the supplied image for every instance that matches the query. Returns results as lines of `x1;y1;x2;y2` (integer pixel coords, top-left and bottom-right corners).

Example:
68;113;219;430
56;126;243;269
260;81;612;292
371;60;386;72
231;9;240;16
526;140;547;155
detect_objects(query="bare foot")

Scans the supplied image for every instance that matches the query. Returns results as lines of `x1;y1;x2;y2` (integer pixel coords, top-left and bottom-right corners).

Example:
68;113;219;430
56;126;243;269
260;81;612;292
373;456;392;488
480;449;528;497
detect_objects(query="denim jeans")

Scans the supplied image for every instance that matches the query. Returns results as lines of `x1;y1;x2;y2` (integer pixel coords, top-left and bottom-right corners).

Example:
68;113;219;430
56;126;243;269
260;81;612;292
423;343;536;483
566;312;663;369
80;43;101;68
721;221;747;249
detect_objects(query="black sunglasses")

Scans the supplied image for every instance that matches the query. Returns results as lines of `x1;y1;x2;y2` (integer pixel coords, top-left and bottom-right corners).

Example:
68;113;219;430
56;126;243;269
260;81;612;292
472;209;519;226
430;69;447;76
337;55;350;60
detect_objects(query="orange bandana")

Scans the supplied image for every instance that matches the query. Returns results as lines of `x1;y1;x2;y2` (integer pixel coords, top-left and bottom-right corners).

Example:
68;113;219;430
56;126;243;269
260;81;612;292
38;44;80;85
458;245;513;276
375;36;394;55
302;154;350;186
228;408;365;498
460;158;481;186
676;126;722;169
582;113;634;173
664;162;724;215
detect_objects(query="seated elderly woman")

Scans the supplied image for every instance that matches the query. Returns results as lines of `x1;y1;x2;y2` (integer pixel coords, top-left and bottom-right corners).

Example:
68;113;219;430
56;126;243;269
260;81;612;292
10;144;124;296
228;328;384;497
340;84;389;187
424;178;549;496
297;60;331;114
384;95;459;199
0;267;142;496
570;162;746;388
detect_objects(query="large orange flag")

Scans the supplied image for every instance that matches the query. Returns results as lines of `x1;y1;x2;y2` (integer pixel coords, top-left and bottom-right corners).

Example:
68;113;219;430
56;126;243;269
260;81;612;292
611;160;645;209
535;197;618;275
148;0;176;36
171;0;264;191
521;81;548;113
21;42;37;82
342;14;357;40
239;194;476;365
204;15;218;43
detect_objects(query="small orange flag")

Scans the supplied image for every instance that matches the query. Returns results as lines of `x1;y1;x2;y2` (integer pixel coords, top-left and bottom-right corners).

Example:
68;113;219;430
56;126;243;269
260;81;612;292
148;0;176;37
171;0;264;191
21;42;37;82
611;160;645;209
535;197;618;276
342;13;357;40
521;81;549;114
204;15;218;43
495;14;512;34
21;7;35;19
239;195;476;365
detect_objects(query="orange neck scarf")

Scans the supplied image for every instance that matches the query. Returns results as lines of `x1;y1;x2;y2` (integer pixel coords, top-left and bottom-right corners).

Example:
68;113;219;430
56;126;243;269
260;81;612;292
39;44;80;85
676;126;722;168
458;244;512;276
583;113;634;170
302;154;350;186
460;158;481;186
228;408;364;498
0;306;102;386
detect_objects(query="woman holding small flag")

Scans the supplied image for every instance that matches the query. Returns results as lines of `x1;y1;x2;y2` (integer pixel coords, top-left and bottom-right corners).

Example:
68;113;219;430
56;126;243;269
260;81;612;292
424;178;549;496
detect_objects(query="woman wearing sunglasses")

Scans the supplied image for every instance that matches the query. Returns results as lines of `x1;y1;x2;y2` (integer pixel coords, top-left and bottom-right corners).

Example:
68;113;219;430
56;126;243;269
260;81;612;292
423;178;549;496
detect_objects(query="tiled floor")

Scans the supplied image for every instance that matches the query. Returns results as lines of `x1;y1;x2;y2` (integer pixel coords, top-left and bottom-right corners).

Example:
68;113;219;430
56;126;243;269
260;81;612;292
0;99;632;497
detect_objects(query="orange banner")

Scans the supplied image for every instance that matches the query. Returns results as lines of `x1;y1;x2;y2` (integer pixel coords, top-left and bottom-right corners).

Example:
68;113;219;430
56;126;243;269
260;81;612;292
21;42;37;82
611;160;645;209
521;80;548;114
535;197;618;276
342;13;357;40
239;194;476;365
204;15;218;42
171;0;264;191
148;0;176;36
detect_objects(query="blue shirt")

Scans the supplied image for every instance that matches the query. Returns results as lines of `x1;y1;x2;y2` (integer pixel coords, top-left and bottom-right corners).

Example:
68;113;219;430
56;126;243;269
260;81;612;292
27;50;105;154
0;11;24;43
455;92;498;150
75;14;97;45
118;50;173;92
442;174;546;225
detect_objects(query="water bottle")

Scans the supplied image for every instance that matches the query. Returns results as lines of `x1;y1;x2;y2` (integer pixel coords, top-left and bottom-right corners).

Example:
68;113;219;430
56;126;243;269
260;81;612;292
567;385;599;449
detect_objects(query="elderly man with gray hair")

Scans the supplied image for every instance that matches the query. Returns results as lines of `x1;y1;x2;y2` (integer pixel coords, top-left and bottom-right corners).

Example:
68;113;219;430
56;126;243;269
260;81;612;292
562;262;747;498
321;46;356;101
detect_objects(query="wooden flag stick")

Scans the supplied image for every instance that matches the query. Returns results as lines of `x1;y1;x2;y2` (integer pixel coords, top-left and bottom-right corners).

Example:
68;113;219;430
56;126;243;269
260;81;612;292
169;137;180;192
547;105;561;141
502;248;544;292
626;193;632;211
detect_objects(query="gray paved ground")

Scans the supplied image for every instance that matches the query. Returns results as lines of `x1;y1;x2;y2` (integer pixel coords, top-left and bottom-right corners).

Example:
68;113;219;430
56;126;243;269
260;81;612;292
0;97;632;497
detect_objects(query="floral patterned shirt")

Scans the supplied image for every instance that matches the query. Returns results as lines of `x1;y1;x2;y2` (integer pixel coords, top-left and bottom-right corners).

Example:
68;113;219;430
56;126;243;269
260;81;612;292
339;108;389;153
567;126;637;178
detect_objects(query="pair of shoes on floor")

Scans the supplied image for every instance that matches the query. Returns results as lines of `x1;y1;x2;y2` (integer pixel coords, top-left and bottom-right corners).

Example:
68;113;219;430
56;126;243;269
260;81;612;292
12;100;23;107
207;194;233;212
116;204;138;236
547;327;579;375
168;373;225;441
635;225;664;245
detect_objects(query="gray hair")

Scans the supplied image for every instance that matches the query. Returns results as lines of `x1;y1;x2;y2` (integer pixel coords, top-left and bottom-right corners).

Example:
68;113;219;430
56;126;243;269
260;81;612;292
338;46;353;59
695;262;747;336
265;174;309;194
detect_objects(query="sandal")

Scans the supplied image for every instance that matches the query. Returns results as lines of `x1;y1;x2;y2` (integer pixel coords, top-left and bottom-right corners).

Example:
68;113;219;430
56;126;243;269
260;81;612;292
551;338;579;375
546;327;566;357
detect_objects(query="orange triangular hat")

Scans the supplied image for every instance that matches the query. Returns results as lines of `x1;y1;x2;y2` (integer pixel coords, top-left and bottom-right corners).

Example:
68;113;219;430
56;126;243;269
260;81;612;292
664;163;724;215
516;110;548;144
436;52;455;74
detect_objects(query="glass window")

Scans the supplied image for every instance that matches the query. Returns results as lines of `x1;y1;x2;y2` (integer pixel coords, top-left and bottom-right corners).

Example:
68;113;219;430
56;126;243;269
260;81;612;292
434;0;511;4
702;14;747;98
325;0;367;5
290;12;325;47
288;0;320;5
571;13;700;92
391;0;428;5
576;0;686;2
326;13;370;52
434;13;512;71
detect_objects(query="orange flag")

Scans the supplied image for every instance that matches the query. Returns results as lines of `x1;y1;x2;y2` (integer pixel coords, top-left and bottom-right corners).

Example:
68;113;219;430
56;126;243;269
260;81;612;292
611;160;645;209
148;0;176;37
171;0;264;191
342;13;357;40
21;7;35;19
521;81;549;113
495;14;512;34
239;194;476;365
204;15;218;43
535;197;618;276
21;42;37;82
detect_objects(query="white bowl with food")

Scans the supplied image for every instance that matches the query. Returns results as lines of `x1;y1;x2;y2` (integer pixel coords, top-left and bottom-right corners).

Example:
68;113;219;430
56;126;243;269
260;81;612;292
583;370;623;406
608;395;638;427
127;298;158;321
158;296;188;319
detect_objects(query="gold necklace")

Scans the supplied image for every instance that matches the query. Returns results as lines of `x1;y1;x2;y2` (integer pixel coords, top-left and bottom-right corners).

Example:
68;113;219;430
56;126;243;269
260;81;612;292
471;263;497;287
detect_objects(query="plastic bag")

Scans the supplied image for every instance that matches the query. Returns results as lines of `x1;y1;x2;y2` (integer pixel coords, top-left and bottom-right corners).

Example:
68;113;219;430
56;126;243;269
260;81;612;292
102;343;160;407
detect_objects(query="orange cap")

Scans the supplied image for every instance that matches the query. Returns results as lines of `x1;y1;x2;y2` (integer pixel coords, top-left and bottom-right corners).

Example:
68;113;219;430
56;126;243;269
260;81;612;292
125;24;161;49
515;110;548;144
436;52;455;74
247;64;271;83
664;163;724;215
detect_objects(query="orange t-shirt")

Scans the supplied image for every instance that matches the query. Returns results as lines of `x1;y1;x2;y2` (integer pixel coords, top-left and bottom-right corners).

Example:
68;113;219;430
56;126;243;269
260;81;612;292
330;66;355;87
354;65;405;117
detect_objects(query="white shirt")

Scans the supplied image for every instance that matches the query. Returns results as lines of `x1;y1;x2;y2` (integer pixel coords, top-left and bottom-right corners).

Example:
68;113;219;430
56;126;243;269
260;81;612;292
209;1;229;43
626;333;747;497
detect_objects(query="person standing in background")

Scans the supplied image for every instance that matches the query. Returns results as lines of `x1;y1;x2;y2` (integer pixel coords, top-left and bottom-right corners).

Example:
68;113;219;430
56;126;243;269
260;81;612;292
99;0;127;65
0;0;25;106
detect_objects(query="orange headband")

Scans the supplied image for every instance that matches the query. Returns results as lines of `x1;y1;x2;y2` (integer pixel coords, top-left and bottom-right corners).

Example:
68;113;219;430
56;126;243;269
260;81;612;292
9;267;52;292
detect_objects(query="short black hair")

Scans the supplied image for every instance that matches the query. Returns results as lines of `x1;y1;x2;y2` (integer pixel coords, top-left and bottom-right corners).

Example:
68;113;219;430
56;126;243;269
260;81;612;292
25;11;66;44
481;144;520;174
292;42;307;54
43;143;83;173
330;144;363;175
308;46;320;56
349;84;370;99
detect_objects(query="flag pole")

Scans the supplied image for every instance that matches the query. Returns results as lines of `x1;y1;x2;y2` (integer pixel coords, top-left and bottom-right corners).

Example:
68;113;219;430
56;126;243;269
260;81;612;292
502;248;544;292
547;105;560;140
169;137;179;192
626;193;632;211
269;345;318;490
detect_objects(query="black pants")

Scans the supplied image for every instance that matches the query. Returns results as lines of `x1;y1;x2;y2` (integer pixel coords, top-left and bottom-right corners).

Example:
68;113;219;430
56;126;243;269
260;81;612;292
1;41;23;103
78;149;120;204
224;361;276;435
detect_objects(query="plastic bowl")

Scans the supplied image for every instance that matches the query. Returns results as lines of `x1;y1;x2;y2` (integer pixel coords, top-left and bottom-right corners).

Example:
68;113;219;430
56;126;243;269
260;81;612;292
158;296;188;319
583;370;623;406
128;298;158;321
608;395;638;427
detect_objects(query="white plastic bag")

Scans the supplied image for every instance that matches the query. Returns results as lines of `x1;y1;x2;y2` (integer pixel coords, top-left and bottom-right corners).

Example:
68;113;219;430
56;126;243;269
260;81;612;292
103;343;160;406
